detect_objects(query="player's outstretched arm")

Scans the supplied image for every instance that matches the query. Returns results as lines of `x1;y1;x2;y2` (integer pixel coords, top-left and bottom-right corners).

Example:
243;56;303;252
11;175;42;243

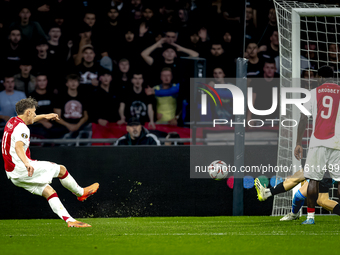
15;141;34;177
34;113;60;123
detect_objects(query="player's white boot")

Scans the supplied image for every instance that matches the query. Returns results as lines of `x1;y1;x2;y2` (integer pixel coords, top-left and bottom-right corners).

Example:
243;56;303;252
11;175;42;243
280;212;300;221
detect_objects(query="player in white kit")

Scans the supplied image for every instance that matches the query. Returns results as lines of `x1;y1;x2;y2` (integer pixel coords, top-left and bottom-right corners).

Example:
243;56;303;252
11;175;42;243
1;97;99;227
294;66;340;224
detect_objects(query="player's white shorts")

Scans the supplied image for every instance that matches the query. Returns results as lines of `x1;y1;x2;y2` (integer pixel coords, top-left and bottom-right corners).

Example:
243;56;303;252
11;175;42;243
10;161;60;196
304;146;340;181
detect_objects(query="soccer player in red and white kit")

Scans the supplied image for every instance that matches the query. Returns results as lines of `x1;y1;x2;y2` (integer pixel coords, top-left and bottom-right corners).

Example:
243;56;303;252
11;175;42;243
1;97;99;227
295;66;340;224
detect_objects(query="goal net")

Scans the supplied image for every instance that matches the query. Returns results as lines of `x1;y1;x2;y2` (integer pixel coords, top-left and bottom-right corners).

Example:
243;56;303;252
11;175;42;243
272;0;340;216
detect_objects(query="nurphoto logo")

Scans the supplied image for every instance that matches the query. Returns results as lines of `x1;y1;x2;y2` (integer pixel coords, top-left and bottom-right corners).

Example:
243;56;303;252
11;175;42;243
198;82;312;128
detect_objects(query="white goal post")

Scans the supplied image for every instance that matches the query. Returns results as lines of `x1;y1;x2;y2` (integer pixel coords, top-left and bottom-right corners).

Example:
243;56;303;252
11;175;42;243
272;1;340;216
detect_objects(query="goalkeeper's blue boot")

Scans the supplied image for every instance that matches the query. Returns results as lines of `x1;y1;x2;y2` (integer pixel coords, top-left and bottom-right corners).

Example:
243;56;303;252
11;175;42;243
301;218;315;225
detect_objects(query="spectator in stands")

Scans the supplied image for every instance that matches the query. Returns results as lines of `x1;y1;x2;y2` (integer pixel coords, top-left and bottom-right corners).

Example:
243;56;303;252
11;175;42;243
245;3;257;41
14;59;36;96
245;40;263;76
261;30;279;59
0;75;26;128
130;0;142;11
258;7;277;49
72;22;111;70
146;68;180;125
114;58;132;92
219;1;241;24
137;6;159;45
209;67;233;121
221;28;237;60
90;69;120;126
115;117;160;145
164;132;182;146
328;43;339;72
116;26;143;65
164;29;179;44
28;73;57;138
206;41;234;77
141;37;198;83
9;6;48;43
83;11;106;57
47;25;72;64
1;27;30;74
175;8;189;41
185;27;209;56
53;74;89;137
247;58;280;121
118;72;156;129
102;7;123;61
83;12;96;28
302;42;318;70
75;45;101;93
73;23;92;65
31;39;54;77
275;42;311;75
301;69;317;90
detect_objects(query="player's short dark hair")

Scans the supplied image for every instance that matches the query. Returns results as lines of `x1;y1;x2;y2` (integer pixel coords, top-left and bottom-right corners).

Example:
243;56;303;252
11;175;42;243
318;65;334;78
66;74;80;82
16;97;38;115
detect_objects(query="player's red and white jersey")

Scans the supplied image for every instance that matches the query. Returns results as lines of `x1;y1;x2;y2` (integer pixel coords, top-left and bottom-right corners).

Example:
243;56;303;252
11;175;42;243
1;117;31;179
303;83;340;150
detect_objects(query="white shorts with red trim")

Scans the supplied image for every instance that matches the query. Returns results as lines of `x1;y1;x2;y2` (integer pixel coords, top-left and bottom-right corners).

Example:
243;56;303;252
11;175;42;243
304;146;340;181
10;161;60;196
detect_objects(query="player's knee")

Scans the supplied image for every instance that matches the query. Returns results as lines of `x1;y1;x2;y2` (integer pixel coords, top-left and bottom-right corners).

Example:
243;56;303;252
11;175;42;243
316;198;324;208
59;165;67;175
42;185;57;199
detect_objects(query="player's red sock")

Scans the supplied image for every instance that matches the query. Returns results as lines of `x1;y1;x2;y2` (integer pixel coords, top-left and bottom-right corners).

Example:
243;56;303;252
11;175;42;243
307;207;315;219
47;193;75;222
59;170;84;197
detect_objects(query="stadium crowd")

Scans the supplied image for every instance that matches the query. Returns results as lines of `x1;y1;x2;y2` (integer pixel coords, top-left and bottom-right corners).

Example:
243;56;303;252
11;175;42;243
0;0;320;144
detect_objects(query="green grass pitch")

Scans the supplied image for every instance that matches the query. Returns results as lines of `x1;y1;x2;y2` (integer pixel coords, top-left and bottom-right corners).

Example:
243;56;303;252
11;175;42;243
1;216;339;255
